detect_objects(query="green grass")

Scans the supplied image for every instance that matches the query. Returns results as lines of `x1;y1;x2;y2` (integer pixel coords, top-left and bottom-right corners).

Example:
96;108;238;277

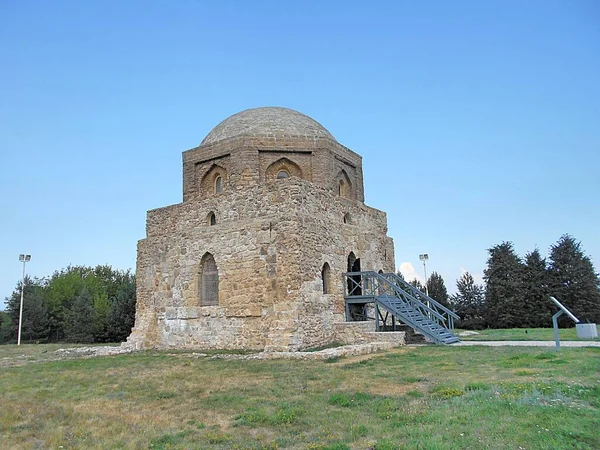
0;344;599;449
0;342;122;367
457;327;600;341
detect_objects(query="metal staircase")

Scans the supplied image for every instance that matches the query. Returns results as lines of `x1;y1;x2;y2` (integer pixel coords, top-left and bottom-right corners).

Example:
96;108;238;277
343;271;460;345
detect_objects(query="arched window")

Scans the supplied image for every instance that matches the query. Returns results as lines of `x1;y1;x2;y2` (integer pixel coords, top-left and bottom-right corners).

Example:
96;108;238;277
199;253;219;306
200;164;227;197
336;170;353;199
266;158;303;181
322;263;332;294
343;213;351;224
207;212;216;226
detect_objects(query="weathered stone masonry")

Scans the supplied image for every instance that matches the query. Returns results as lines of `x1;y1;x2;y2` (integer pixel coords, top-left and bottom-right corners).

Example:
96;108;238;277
127;107;396;351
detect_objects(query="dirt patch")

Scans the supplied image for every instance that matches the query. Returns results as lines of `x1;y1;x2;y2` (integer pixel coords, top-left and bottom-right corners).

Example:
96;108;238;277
362;380;419;397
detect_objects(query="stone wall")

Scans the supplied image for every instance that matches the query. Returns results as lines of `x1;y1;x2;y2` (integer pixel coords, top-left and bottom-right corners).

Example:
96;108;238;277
333;321;406;346
182;136;364;202
128;177;394;351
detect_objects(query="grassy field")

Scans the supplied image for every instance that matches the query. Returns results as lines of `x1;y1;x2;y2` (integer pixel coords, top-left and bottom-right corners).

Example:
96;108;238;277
456;327;600;341
1;344;599;449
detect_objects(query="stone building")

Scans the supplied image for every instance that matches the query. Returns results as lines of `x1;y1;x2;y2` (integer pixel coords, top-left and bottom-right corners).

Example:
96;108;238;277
127;107;396;351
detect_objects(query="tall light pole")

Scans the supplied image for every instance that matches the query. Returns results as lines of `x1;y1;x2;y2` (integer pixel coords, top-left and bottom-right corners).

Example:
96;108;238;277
419;254;429;296
17;254;31;346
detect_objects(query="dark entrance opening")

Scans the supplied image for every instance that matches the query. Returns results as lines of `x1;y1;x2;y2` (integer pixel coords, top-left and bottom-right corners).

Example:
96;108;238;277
347;252;362;296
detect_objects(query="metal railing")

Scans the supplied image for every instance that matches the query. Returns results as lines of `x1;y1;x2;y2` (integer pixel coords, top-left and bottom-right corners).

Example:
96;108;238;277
381;272;459;330
343;271;459;335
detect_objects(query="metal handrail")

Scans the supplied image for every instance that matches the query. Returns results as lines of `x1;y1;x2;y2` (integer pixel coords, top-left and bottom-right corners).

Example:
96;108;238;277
345;271;449;328
343;270;460;345
384;273;460;320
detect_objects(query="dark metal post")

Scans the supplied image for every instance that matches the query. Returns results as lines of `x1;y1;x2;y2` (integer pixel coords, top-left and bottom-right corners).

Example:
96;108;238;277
553;310;563;350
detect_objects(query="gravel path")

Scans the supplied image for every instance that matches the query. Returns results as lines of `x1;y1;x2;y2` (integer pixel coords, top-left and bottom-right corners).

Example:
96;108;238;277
456;340;600;347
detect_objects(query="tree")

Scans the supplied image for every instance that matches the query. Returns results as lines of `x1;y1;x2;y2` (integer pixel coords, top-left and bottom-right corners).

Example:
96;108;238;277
0;311;12;343
3;276;49;343
45;266;90;341
548;235;600;324
44;265;136;342
451;272;485;329
1;264;136;345
106;273;137;342
484;242;524;328
427;272;450;307
521;249;553;327
65;287;95;343
18;285;50;343
409;279;426;293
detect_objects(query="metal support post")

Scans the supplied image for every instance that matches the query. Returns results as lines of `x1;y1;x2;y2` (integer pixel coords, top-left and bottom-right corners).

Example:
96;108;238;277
17;254;31;346
553;310;563;350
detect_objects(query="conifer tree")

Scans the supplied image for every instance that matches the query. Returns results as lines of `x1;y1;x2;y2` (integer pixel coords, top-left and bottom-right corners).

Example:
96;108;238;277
106;275;137;342
484;242;524;328
409;279;426;293
3;277;49;343
522;249;553;327
65;287;95;343
0;311;11;343
548;235;600;323
451;272;485;329
427;272;450;307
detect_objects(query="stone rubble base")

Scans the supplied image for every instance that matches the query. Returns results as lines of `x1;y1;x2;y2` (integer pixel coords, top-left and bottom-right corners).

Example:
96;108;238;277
54;341;400;360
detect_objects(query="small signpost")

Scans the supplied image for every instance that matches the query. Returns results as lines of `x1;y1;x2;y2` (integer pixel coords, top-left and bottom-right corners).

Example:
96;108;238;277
549;296;579;350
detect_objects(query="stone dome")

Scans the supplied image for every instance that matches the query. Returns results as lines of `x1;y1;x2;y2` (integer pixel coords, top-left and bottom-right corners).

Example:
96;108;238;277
200;107;335;146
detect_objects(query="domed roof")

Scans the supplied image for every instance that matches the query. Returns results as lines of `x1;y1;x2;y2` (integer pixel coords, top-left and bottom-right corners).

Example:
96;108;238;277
201;107;335;146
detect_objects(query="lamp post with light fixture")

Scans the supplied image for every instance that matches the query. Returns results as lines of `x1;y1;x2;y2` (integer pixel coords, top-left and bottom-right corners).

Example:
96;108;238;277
17;254;31;346
419;253;429;296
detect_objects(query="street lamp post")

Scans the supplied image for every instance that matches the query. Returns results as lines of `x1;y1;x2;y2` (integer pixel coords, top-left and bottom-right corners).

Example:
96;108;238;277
17;254;31;346
419;254;429;296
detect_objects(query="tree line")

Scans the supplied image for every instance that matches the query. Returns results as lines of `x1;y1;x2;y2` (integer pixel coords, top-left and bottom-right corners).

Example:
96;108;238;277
406;235;600;329
1;234;597;343
0;265;136;344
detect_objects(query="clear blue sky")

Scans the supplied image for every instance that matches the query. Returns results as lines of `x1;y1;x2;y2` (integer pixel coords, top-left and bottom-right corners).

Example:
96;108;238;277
1;0;599;305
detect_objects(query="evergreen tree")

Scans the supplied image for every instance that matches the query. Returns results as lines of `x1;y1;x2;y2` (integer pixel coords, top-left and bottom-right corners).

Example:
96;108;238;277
65;287;95;343
3;276;49;343
484;242;524;328
427;272;450;307
409;279;426;293
548;235;600;323
0;311;12;343
395;270;405;281
522;249;553;327
106;273;137;342
451;272;485;329
19;286;50;343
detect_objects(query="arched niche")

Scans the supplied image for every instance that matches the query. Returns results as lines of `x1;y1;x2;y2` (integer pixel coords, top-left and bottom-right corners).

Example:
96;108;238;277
266;157;303;182
336;169;354;199
200;164;227;196
199;252;219;306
